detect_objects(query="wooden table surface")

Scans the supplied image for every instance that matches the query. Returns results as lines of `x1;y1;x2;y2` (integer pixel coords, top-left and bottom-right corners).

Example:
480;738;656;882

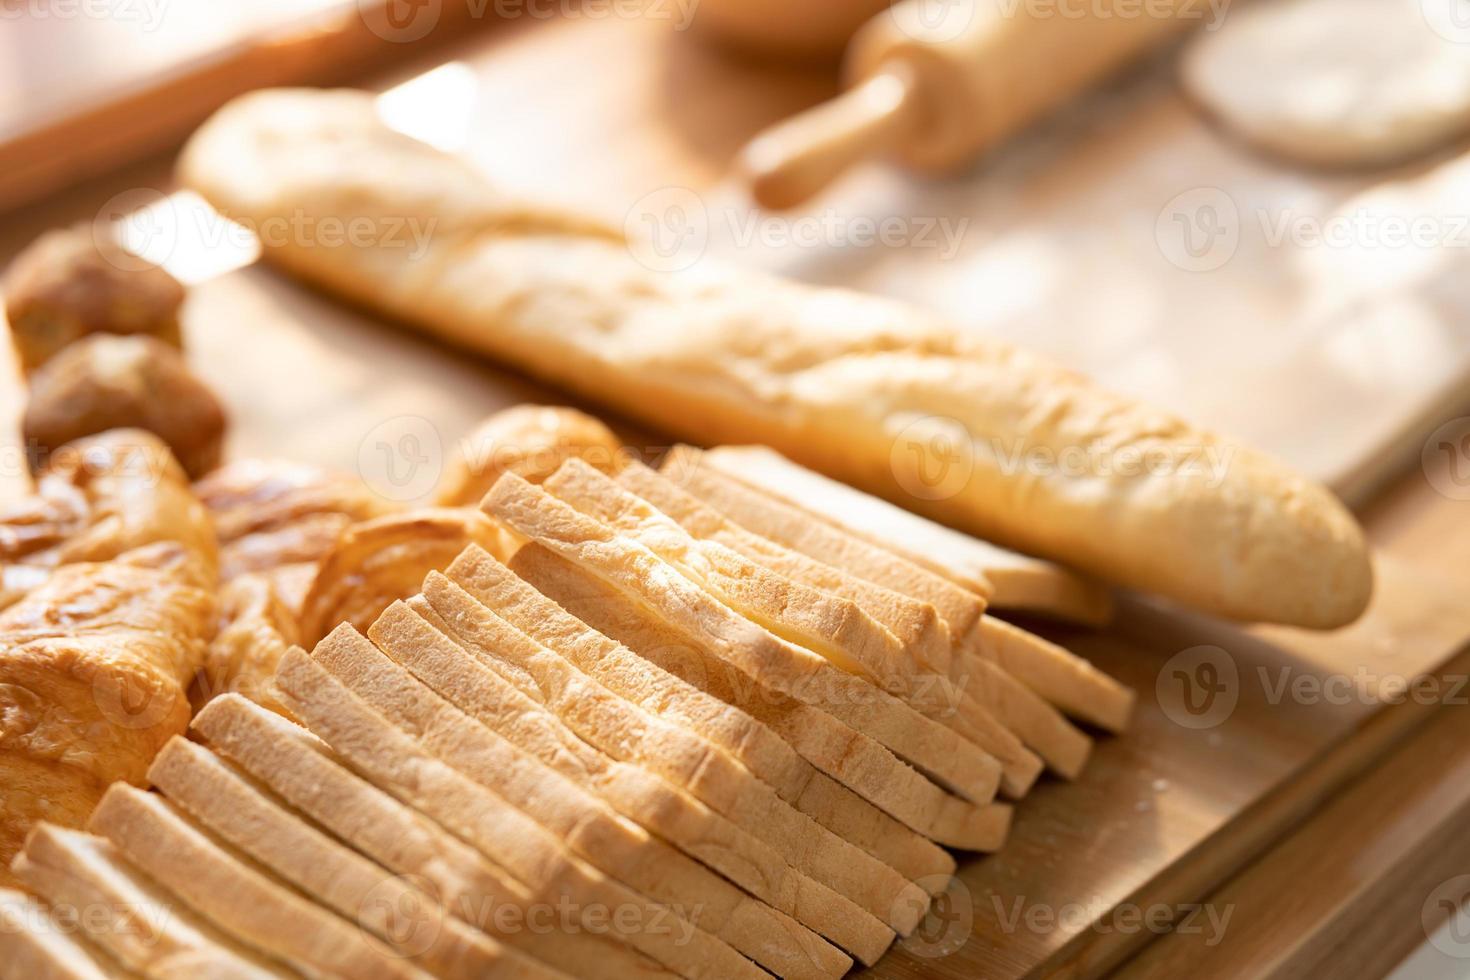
3;11;1470;979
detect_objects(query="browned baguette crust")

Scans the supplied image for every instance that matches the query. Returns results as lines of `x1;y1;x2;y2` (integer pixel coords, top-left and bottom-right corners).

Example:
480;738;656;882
179;87;1373;629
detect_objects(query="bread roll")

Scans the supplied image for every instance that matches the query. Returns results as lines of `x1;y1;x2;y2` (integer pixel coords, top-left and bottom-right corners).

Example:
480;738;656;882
180;88;1372;628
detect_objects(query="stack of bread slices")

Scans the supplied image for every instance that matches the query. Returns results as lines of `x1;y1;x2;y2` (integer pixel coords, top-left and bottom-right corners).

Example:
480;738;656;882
5;446;1133;980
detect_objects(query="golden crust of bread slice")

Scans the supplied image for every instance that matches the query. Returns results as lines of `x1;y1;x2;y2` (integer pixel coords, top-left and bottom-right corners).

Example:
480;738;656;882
616;461;1094;778
415;566;927;935
513;544;1010;852
369;602;895;966
0;885;138;980
190;695;666;980
88;784;428;980
662;448;1135;733
460;542;956;886
12;824;290;980
309;624;850;980
543;459;1043;797
485;473;1001;804
148;736;564;980
272;645;768;980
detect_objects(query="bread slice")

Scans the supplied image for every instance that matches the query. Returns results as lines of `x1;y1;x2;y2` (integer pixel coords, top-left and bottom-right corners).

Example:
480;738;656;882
87;784;430;980
615;462;1093;778
147;737;563;980
367;602;895;966
272;645;769;980
414;565;930;932
545;460;915;684
975;616;1134;734
512;544;1010;852
616;461;955;675
541;459;1043;797
661;449;1135;733
0;886;138;980
308;623;850;980
11;825;290;980
702;445;1116;625
189;695;668;980
455;544;955;887
485;473;1001;804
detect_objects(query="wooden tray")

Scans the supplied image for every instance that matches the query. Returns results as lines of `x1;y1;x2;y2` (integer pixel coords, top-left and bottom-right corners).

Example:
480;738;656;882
3;11;1470;979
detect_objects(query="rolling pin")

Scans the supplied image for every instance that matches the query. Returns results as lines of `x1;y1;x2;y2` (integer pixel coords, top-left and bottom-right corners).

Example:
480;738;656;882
741;0;1219;209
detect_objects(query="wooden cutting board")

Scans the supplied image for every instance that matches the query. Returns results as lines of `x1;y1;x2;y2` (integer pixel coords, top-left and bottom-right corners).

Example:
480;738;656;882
3;11;1470;979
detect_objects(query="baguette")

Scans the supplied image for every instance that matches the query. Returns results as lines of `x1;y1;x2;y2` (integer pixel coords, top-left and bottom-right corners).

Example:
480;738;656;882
88;784;429;980
512;544;1010;851
614;460;1092;778
308;623;849;980
486;473;1001;804
543;458;1044;794
11;825;290;980
0;886;135;980
190;695;669;980
272;645;769;980
457;544;955;886
368;602;894;965
179;87;1372;629
661;449;1135;732
701;445;1115;626
147;737;562;980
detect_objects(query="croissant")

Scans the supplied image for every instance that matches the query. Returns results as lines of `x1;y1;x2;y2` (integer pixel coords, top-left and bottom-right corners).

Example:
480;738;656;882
297;508;511;645
0;542;215;885
191;459;394;711
0;429;217;610
194;458;393;611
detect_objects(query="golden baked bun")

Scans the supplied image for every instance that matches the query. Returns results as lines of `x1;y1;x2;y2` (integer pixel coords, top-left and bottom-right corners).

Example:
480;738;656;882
0;429;218;609
2;226;185;376
23;334;227;479
0;542;215;886
297;508;511;645
437;404;625;507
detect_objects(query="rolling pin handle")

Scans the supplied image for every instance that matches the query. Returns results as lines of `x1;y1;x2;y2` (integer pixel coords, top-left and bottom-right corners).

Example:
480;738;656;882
740;65;918;210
